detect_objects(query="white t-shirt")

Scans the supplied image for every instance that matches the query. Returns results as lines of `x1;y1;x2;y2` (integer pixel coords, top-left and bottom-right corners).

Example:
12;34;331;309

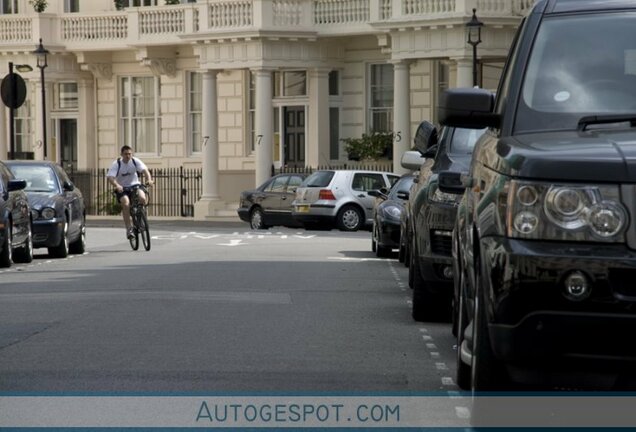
106;157;148;188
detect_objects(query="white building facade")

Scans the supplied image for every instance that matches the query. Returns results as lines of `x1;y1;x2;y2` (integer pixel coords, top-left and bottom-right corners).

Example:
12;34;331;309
0;0;531;218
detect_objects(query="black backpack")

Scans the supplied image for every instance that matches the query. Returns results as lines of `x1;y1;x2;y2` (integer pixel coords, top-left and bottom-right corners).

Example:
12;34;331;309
116;157;140;176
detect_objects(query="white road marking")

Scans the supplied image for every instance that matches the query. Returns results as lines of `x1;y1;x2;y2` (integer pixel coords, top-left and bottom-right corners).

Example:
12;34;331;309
217;239;245;247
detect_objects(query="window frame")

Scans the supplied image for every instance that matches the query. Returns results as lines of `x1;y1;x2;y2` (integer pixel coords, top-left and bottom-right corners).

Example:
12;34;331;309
367;63;394;133
119;75;160;156
187;71;203;154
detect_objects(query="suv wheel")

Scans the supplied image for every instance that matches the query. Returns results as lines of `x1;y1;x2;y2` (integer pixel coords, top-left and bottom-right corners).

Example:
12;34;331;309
471;259;508;391
337;205;363;231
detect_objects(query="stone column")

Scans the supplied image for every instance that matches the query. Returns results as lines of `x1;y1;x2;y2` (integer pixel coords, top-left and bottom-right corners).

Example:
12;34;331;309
455;57;474;88
77;79;95;169
33;80;51;160
194;70;225;219
393;60;411;175
0;105;6;159
253;69;274;187
307;68;330;168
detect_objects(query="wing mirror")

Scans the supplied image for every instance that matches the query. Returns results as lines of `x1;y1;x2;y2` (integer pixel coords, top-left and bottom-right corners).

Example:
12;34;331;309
8;179;27;192
437;171;473;194
63;181;75;191
401;150;426;171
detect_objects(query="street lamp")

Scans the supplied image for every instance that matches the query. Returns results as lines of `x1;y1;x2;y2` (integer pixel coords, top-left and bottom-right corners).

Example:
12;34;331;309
33;38;49;159
466;8;483;87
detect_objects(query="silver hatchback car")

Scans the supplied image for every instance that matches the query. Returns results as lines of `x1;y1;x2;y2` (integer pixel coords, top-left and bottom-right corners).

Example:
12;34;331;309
292;170;400;231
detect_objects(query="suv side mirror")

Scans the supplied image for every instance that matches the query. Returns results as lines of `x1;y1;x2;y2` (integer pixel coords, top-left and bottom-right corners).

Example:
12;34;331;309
413;120;438;155
438;88;500;129
8;179;27;192
401;150;426;171
437;171;472;195
63;181;75;192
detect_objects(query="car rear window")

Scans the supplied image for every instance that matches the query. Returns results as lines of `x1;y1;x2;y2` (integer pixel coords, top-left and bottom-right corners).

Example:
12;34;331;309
301;171;334;187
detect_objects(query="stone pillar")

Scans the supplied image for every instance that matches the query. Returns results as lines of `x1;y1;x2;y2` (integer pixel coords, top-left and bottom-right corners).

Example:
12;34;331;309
253;69;274;187
307;68;330;168
455;57;474;88
77;79;95;169
194;70;225;219
0;105;6;160
393;61;411;175
33;80;51;161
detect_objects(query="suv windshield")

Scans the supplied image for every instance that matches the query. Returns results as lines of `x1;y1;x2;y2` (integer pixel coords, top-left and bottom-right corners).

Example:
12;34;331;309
517;12;636;133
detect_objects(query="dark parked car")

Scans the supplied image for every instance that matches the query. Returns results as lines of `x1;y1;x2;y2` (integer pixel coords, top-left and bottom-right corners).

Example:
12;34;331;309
5;160;86;258
369;173;416;257
406;122;485;322
438;0;636;391
237;173;308;229
0;161;32;267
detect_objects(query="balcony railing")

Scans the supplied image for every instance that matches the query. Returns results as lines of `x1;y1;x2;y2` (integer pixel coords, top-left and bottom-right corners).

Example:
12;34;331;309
0;0;532;48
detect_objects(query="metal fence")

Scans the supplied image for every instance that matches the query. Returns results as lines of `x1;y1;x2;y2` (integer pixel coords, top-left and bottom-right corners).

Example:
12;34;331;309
276;161;394;175
70;161;395;218
69;167;203;217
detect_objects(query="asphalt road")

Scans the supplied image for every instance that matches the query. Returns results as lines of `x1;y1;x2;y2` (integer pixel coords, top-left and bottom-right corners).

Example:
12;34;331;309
0;221;460;395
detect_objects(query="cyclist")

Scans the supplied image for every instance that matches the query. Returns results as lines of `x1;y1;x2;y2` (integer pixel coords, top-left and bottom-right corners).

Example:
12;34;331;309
106;145;154;239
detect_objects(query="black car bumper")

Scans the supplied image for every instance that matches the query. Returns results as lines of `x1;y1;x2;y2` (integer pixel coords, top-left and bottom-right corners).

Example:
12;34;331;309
377;219;400;248
237;207;250;223
32;219;64;248
482;237;636;364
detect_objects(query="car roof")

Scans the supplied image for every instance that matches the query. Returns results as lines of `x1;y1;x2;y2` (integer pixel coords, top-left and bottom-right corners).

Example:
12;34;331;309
313;170;394;174
3;160;57;167
542;0;636;14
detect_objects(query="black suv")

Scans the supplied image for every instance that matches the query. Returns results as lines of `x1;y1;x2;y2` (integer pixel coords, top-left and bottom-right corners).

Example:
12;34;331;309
405;122;485;322
439;0;636;391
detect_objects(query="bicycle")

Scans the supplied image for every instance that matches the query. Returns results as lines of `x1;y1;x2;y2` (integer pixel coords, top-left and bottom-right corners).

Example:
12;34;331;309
127;184;151;251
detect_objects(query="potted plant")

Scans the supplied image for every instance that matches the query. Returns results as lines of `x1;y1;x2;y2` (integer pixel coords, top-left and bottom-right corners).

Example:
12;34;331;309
165;0;180;4
29;0;47;13
342;131;393;161
114;0;125;10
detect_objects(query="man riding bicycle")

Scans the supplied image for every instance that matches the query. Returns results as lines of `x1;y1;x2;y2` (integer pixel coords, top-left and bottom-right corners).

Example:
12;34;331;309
106;145;154;239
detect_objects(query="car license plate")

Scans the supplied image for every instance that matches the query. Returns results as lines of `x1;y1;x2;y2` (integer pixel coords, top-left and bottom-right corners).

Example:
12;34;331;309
296;205;310;213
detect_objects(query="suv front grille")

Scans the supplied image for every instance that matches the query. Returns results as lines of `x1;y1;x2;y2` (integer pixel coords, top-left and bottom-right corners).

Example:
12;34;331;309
430;229;452;256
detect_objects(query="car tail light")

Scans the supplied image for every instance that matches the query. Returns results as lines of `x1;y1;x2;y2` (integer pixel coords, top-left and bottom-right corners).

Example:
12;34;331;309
319;189;336;200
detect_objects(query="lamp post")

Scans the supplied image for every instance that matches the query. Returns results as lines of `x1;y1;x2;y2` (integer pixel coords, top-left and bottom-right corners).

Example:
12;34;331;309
33;38;49;159
466;8;483;87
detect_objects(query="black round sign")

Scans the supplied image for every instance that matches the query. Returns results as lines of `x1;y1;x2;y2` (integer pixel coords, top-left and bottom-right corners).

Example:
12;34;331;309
1;73;27;109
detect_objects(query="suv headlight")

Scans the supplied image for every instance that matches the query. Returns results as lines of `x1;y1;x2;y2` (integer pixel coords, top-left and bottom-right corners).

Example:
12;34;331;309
507;181;627;241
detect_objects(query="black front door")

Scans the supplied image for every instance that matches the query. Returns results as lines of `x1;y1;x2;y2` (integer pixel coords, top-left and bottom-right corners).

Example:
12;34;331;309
284;106;305;167
60;119;77;173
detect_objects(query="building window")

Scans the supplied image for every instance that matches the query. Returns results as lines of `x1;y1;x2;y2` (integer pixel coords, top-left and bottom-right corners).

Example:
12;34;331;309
58;82;78;110
120;76;159;154
14;102;32;153
368;63;393;132
273;71;307;97
188;72;202;153
64;0;79;12
329;71;339;96
0;0;18;14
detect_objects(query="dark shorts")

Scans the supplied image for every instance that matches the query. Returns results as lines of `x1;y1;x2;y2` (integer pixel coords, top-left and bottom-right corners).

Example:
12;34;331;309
114;185;141;202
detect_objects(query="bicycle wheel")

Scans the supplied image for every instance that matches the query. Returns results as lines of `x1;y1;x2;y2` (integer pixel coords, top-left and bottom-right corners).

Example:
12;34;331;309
129;212;140;251
139;210;151;251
